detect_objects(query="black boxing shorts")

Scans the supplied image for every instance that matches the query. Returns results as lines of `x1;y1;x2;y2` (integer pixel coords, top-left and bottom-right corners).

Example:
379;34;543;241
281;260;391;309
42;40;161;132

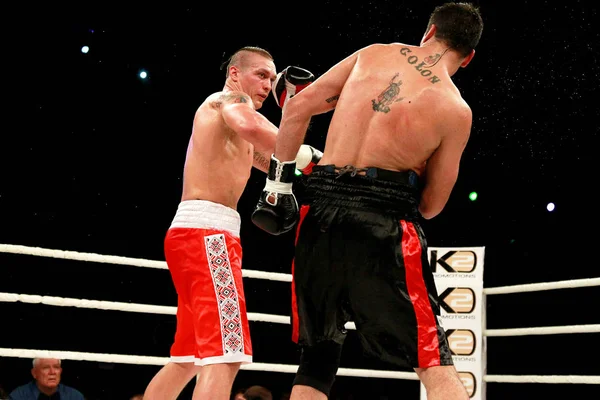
291;164;453;370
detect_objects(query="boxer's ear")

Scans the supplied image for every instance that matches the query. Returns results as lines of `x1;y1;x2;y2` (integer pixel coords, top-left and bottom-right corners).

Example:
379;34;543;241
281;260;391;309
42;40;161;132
461;49;475;68
229;65;241;82
421;24;436;45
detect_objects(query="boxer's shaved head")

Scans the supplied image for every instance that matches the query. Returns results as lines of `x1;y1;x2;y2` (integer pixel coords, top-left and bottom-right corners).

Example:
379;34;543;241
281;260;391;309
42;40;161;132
223;46;273;78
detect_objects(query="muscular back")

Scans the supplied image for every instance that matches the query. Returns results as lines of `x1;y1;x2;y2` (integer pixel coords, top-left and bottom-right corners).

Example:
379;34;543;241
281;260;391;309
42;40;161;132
321;43;470;177
276;42;473;218
181;92;254;209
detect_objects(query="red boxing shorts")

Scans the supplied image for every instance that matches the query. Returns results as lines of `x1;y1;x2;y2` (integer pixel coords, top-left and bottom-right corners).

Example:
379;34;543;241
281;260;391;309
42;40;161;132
164;200;252;366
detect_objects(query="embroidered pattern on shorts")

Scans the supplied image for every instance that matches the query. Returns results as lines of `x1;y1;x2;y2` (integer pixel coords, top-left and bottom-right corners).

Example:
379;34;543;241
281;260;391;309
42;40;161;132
205;233;244;355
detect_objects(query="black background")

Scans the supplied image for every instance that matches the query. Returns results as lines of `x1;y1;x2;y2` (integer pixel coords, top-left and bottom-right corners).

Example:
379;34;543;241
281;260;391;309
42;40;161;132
1;1;599;399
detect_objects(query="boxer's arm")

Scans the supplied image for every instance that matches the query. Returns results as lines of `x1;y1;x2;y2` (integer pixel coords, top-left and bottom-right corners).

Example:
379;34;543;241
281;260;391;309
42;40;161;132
252;149;272;173
419;104;472;219
221;91;278;173
274;46;367;162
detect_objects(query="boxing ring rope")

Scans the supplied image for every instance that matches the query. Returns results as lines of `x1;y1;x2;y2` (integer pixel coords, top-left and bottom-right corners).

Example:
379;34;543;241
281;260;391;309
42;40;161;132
2;292;599;337
2;244;600;386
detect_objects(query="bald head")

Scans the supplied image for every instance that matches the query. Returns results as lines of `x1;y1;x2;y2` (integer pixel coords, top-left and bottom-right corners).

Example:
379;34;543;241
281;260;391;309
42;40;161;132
33;358;61;368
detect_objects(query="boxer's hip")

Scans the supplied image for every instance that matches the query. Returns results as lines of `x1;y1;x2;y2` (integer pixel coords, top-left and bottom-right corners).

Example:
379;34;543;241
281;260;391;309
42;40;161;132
303;164;421;220
169;199;241;238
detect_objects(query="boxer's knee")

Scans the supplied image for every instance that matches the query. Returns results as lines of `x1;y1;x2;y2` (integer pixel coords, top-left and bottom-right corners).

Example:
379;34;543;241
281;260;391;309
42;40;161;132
293;340;343;397
415;365;469;399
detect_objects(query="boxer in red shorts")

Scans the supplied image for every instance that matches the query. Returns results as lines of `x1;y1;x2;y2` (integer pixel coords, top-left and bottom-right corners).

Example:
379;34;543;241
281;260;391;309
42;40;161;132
143;46;320;400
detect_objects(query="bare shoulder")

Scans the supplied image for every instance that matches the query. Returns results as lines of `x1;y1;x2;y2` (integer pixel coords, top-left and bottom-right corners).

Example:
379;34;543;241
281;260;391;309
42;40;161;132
358;42;396;56
437;91;472;138
371;42;416;52
358;42;422;63
447;94;472;124
416;87;471;137
202;91;252;110
423;86;470;114
218;91;251;104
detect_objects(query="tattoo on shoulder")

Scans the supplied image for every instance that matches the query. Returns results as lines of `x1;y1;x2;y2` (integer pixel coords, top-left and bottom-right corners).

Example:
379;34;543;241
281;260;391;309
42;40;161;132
371;73;405;113
221;92;249;104
211;92;249;109
325;94;340;103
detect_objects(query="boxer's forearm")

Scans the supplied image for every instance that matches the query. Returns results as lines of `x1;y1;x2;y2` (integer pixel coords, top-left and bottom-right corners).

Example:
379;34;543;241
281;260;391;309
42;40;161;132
274;98;312;163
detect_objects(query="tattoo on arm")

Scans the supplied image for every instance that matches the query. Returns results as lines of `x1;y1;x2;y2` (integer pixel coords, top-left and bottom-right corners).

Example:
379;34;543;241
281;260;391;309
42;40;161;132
253;151;270;171
371;73;405;113
325;94;340;103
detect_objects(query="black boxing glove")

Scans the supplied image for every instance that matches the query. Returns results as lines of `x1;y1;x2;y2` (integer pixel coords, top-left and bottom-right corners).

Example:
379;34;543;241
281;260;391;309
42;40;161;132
295;144;323;175
272;66;315;109
252;155;299;235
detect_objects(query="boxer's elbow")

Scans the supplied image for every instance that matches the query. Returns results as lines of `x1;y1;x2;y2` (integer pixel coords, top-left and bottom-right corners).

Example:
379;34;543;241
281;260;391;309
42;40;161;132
237;118;259;137
419;203;441;220
236;117;272;148
223;104;270;145
285;92;316;120
418;190;448;220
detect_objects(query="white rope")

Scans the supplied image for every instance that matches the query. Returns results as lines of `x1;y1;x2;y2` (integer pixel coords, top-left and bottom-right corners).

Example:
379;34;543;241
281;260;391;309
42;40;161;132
7;292;599;337
0;348;418;380
0;244;168;269
484;375;600;384
0;348;167;366
486;324;600;337
4;244;600;386
0;292;176;315
2;348;599;384
483;277;600;295
0;292;352;329
4;244;600;289
0;244;291;282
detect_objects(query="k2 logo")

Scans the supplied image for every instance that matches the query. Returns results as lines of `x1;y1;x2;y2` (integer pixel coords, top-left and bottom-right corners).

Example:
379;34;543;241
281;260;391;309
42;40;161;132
439;287;475;314
446;329;476;356
430;250;477;273
458;371;476;398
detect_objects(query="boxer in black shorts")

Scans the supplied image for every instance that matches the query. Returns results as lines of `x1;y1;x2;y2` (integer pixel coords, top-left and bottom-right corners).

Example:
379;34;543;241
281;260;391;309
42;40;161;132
252;3;483;399
291;165;452;395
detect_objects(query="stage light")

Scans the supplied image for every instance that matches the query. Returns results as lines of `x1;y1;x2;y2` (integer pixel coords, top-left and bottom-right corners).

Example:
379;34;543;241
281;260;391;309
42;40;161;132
469;191;478;201
547;202;555;212
139;70;148;79
81;46;89;54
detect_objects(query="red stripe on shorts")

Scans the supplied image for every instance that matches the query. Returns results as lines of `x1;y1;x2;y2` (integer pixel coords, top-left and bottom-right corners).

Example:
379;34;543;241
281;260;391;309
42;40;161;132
291;205;310;343
400;220;441;367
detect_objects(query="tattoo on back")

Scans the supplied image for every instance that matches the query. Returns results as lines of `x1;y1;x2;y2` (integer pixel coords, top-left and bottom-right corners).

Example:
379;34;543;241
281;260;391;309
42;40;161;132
371;73;405;113
424;53;443;67
399;47;442;84
326;94;340;103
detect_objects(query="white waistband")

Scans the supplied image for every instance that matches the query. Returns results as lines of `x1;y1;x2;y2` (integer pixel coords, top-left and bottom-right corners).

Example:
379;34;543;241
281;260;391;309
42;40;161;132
170;200;241;238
